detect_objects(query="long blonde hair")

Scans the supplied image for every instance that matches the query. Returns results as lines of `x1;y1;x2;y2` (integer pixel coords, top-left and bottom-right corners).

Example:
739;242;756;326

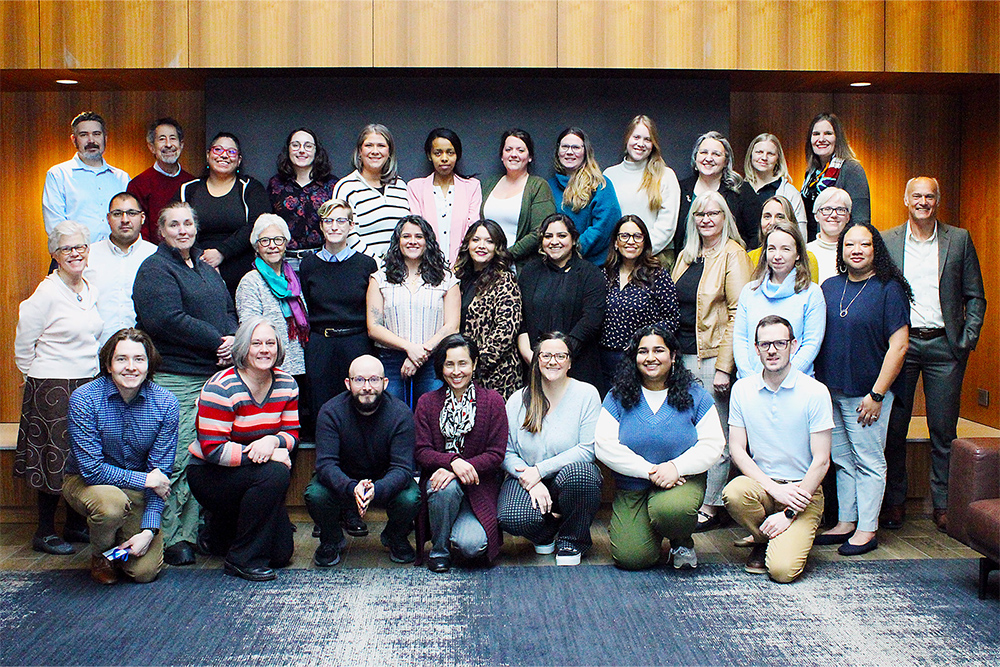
751;217;811;293
743;133;792;187
623;115;668;210
554;127;606;213
678;192;744;265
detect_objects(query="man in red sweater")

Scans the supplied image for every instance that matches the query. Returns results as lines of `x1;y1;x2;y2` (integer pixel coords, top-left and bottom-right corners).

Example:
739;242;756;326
127;117;194;243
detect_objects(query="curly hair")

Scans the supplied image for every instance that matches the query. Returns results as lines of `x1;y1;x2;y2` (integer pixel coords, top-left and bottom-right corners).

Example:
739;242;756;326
836;221;913;302
382;215;448;287
276;127;332;182
689;131;743;191
611;324;697;412
454;219;514;292
603;215;663;287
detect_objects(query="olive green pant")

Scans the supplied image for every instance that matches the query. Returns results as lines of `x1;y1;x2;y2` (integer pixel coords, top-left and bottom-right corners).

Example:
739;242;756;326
609;473;706;571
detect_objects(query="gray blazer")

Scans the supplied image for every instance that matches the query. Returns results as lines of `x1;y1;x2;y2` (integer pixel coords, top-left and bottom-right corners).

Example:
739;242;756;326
883;221;986;357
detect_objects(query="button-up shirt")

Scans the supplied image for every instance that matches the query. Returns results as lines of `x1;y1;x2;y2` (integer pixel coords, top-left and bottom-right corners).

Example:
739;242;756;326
316;245;356;263
85;237;158;347
902;221;945;329
42;154;130;242
66;376;179;530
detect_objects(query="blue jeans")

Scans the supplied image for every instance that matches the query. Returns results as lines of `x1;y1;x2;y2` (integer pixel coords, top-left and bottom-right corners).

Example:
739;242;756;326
831;391;894;532
426;479;488;560
379;348;441;411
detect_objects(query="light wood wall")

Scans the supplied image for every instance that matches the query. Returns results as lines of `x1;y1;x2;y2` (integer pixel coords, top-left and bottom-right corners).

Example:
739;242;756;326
4;1;998;72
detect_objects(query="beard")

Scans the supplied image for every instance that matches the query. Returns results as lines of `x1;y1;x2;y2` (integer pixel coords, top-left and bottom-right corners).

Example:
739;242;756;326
158;151;180;165
351;391;384;415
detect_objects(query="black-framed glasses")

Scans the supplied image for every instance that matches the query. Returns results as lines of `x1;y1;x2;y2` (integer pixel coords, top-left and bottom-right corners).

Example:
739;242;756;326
538;352;569;363
818;206;849;216
617;232;644;244
694;210;723;220
257;236;287;248
756;339;791;351
109;209;143;219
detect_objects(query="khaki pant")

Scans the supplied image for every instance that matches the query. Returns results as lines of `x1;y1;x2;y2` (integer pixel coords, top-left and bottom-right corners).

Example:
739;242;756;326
723;475;823;584
62;474;163;583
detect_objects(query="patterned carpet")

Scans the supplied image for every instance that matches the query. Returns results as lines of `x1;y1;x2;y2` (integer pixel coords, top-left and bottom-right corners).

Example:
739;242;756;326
1;560;995;666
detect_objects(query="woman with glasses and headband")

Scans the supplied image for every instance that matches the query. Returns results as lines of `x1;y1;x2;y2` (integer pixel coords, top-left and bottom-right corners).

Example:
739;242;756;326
746;196;819;284
267;127;337;272
743;133;807;234
499;332;603;566
15;221;103;555
806;187;853;284
333;123;410;261
600;215;680;389
548;127;622;266
181;131;270;294
674;131;762;258
299;199;378;417
801;112;870;241
670;193;752;532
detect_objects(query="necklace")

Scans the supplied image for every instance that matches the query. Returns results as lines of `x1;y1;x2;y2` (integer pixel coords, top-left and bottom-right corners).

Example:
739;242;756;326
56;269;84;302
839;275;872;317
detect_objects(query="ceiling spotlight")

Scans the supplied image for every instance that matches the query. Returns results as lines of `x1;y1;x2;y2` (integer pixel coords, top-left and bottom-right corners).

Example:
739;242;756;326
850;81;872;87
56;79;79;85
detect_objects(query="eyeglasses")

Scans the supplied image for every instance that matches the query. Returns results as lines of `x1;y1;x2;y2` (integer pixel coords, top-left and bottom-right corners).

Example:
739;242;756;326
210;145;239;158
350;375;384;386
257;236;287;248
109;209;143;219
321;217;351;227
617;232;644;244
289;142;315;152
818;206;849;216
558;144;585;154
694;210;723;220
756;339;791;351
538;352;569;363
55;243;89;256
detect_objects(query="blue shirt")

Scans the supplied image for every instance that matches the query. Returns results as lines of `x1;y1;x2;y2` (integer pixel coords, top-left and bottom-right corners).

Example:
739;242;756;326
316;246;357;263
42;155;130;242
66;376;179;530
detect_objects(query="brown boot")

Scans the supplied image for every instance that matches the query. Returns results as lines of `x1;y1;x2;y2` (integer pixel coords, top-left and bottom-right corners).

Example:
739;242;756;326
90;554;118;585
932;509;948;533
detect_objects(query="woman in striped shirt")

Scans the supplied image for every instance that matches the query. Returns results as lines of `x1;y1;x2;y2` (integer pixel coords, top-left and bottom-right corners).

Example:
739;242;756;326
188;317;300;582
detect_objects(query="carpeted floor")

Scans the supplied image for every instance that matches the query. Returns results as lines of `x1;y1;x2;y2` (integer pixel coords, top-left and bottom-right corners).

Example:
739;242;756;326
1;559;996;666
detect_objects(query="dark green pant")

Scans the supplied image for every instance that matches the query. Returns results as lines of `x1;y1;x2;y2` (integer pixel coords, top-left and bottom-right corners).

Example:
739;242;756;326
609;473;707;571
304;475;419;548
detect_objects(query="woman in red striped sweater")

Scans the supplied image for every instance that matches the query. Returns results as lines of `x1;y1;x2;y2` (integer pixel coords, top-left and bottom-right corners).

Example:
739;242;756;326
188;317;300;581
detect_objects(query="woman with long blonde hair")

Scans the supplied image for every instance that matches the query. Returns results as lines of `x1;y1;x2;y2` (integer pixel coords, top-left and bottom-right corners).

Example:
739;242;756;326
742;132;807;236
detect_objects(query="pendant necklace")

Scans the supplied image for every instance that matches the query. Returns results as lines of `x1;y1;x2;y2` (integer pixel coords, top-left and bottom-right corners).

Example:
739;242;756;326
839;275;871;318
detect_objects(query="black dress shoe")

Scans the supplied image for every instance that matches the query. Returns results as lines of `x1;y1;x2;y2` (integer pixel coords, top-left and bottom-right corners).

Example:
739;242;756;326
312;524;322;538
63;527;90;544
881;505;905;529
341;513;369;537
427;556;451;573
163;541;196;566
313;543;341;567
223;560;276;582
380;533;415;564
693;511;722;533
838;536;878;556
814;531;854;545
32;534;75;555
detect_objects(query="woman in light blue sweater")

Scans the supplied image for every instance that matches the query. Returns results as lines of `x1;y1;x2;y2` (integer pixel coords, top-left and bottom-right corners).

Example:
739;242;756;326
733;218;826;378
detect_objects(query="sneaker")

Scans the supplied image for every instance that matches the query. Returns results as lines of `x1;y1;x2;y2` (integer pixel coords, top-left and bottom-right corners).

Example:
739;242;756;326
555;546;581;566
670;545;698;570
745;544;767;574
380;533;416;564
534;541;556;555
313;543;341;567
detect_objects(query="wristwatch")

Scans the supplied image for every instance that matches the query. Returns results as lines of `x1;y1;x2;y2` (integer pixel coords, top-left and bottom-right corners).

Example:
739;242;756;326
146;528;160;536
783;508;797;520
869;391;885;402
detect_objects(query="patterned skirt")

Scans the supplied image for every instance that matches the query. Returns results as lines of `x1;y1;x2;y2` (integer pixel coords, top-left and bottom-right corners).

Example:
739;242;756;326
14;376;91;494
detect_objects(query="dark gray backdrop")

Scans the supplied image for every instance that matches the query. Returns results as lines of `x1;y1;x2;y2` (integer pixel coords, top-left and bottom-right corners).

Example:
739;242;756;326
206;73;729;185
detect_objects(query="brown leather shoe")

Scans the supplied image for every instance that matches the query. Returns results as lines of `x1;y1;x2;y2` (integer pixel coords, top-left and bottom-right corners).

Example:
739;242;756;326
932;509;948;533
881;504;905;529
90;554;118;585
745;544;767;575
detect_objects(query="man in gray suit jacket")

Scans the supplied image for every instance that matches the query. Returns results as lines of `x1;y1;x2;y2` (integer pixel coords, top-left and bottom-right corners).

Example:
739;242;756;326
881;177;986;532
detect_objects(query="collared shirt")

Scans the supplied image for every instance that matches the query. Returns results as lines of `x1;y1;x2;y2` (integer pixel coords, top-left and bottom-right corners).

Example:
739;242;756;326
42;154;130;242
903;221;944;329
432;183;455;253
152;161;182;177
84;237;158;347
729;368;833;481
316;245;356;263
66;376;179;530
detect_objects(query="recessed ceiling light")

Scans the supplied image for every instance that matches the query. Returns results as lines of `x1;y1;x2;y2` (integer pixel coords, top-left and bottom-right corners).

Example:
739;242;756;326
56;79;79;85
850;81;871;87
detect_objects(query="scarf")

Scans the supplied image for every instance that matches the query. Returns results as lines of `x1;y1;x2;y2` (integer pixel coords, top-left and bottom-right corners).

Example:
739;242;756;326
440;383;477;454
254;256;310;343
802;156;845;201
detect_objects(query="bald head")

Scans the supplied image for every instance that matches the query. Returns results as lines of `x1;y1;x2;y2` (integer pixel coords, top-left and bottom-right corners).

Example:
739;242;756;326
345;355;387;412
348;354;384;378
904;176;940;226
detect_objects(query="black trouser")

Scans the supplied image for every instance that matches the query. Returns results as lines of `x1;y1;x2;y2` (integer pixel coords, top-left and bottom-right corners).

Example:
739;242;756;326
305;331;373;418
187;462;294;569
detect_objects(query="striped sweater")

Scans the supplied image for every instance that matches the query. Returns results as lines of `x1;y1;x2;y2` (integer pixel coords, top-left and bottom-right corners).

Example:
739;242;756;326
190;367;300;467
333;170;410;261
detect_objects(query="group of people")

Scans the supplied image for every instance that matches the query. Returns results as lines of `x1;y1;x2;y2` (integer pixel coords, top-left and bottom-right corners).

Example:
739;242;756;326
14;109;985;586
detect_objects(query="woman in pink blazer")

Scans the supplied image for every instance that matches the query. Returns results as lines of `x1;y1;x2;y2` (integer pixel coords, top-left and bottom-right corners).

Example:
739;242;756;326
407;128;483;266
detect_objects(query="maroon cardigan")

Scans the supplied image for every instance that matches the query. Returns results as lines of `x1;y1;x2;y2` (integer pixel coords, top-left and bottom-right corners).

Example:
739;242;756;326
413;384;507;563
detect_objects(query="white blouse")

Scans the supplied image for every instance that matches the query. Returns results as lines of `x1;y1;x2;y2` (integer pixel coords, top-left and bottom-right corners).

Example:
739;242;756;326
373;269;458;347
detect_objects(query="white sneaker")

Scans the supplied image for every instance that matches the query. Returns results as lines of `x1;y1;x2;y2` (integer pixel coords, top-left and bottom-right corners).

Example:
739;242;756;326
555;546;582;566
534;541;555;555
671;545;698;570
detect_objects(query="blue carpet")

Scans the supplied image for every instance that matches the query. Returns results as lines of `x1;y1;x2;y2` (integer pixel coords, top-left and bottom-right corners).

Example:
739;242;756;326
1;559;996;666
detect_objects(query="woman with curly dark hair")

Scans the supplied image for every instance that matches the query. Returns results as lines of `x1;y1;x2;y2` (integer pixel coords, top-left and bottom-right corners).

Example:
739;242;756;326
813;221;910;556
600;215;679;389
266;127;336;270
596;324;725;570
454;219;522;399
367;215;460;409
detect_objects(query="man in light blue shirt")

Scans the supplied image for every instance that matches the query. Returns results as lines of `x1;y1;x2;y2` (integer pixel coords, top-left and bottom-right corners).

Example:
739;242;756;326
42;111;130;242
724;314;833;583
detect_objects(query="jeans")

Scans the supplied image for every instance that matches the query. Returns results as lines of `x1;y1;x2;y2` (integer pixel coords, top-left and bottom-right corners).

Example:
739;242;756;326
682;354;730;506
426;479;488;560
831;391;894;531
379;348;442;411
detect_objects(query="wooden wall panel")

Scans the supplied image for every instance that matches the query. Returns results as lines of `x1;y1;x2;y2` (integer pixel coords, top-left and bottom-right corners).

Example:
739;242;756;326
375;1;557;68
0;0;40;69
886;0;1000;74
557;0;736;69
0;90;204;422
38;0;188;69
734;1;884;72
188;0;372;68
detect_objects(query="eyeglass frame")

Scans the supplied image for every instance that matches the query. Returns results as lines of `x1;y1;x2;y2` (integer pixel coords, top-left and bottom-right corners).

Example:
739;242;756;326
755;339;792;351
55;243;89;256
109;209;144;219
256;236;287;248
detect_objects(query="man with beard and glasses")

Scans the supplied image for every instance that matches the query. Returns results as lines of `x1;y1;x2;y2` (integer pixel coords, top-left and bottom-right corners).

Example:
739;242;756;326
304;355;420;567
43;111;130;243
127;118;194;243
85;193;157;347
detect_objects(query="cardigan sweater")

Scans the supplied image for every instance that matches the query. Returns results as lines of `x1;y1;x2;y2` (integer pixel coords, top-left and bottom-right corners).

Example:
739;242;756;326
481;174;556;263
234;269;307;376
675;174;763;253
547;173;622;266
127;165;194;243
406;174;483;264
603;159;681;255
802;159;871;239
414;385;507;562
133;244;239;376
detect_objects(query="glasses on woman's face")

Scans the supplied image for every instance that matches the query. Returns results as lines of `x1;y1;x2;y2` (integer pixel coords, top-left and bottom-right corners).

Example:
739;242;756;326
538;352;569;363
756;339;791;351
694;210;723;220
558;143;584;154
257;236;287;248
210;145;239;158
818;206;849;217
617;232;644;244
55;243;89;256
289;141;315;152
